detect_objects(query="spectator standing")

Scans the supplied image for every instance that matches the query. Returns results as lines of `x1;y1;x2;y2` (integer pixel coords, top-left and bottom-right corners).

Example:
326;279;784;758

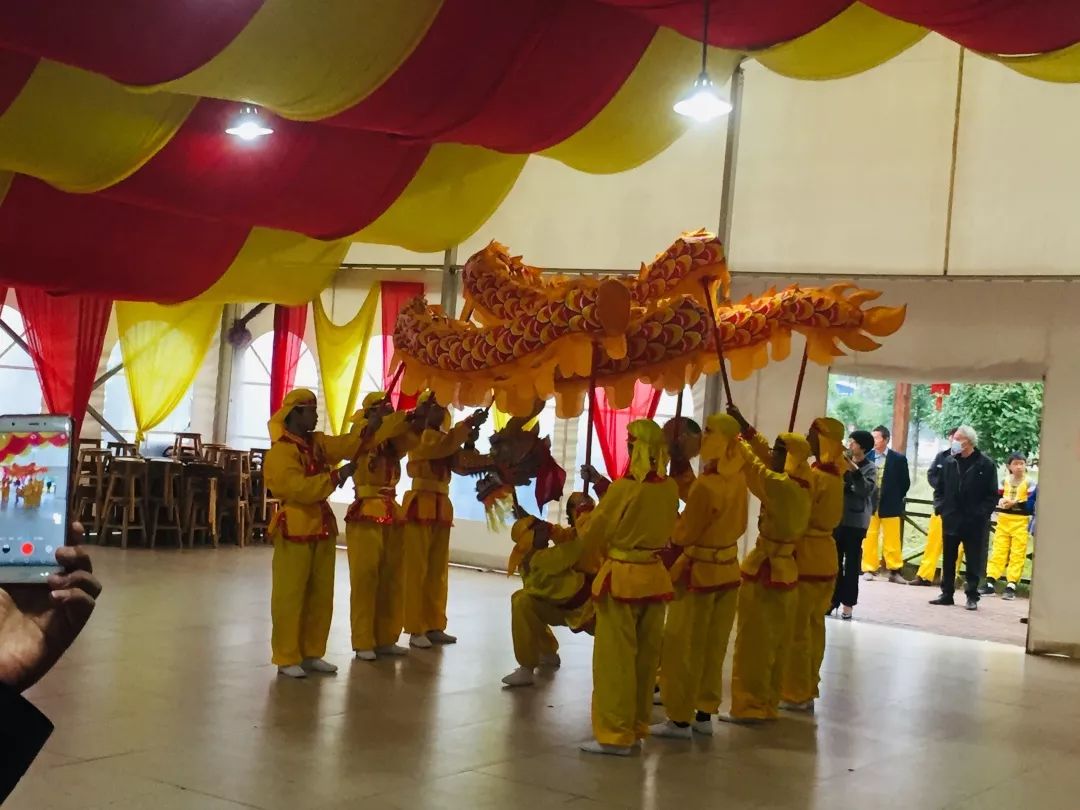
831;431;878;619
911;428;962;586
984;453;1034;601
861;425;911;584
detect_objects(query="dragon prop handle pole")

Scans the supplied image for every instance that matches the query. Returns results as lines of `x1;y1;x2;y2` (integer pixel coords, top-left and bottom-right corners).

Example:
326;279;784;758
583;347;599;495
700;279;733;408
673;388;684;441
788;342;810;433
384;362;406;404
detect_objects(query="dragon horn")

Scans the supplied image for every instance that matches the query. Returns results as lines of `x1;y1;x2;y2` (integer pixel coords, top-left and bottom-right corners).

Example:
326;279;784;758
844;288;882;306
837;330;883;352
861;304;908;337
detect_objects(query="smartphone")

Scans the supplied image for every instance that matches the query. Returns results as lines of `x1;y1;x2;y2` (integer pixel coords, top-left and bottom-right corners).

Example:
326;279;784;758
0;414;73;584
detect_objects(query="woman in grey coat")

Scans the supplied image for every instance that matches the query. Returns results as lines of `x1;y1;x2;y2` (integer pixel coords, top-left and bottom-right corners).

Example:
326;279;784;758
830;430;878;619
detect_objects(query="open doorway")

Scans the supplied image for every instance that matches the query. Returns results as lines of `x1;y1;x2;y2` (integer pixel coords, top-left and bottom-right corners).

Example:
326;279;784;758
826;373;1042;647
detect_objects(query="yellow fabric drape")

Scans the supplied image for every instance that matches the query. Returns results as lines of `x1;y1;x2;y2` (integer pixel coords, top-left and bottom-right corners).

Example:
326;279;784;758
353;144;526;253
0;60;194;193
134;0;443;121
190;228;349;305
313;288;379;435
756;4;927;81
115;301;222;444
994;43;1080;83
492;405;538;432
542;29;740;174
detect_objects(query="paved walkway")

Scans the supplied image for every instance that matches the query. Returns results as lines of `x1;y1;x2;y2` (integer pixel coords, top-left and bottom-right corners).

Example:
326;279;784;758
842;575;1030;647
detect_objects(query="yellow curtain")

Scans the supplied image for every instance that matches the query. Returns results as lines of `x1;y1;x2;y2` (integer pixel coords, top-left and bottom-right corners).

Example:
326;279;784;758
189;227;349;305
994;43;1080;83
755;3;927;81
0;59;194;192
135;0;443;121
115;301;222;444
543;29;740;174
313;287;379;435
353;144;526;252
492;404;538;432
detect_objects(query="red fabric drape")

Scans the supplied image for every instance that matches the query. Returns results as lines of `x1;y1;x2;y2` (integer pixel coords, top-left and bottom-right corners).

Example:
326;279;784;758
15;288;111;433
269;303;308;414
590;381;662;479
380;281;424;410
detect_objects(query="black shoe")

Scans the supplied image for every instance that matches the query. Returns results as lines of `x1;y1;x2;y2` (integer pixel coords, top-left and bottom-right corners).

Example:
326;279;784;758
909;576;933;587
1003;587;1016;601
966;598;978;611
980;580;996;596
929;595;954;606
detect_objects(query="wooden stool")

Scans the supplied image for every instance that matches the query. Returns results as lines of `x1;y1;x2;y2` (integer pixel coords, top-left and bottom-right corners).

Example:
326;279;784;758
73;449;113;537
182;463;220;548
100;458;148;548
248;449;274;543
147;459;184;548
202;444;228;467
172;433;203;463
78;437;102;450
106;441;140;458
219;450;251;547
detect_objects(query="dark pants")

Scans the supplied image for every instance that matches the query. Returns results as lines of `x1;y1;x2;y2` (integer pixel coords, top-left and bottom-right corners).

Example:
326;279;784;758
942;527;988;601
832;525;866;609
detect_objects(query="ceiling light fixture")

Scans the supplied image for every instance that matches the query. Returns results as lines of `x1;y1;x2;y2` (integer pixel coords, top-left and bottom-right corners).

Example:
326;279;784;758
673;1;732;122
226;105;274;141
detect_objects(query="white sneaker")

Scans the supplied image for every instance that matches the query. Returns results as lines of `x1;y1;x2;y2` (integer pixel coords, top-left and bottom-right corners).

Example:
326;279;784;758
277;664;307;679
653;688;664;706
717;712;765;725
692;719;714;736
649;721;691;740
538;653;561;669
375;644;408;656
410;633;432;649
426;630;457;645
501;666;536;687
862;572;875;581
579;740;632;757
354;650;377;662
779;700;814;713
301;658;338;674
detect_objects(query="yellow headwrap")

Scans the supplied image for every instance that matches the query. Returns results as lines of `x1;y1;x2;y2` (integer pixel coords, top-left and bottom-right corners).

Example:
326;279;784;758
627;419;669;482
416;390;451;431
363;391;386;409
811;417;845;465
700;413;743;476
268;388;317;442
506;517;537;577
779;432;812;479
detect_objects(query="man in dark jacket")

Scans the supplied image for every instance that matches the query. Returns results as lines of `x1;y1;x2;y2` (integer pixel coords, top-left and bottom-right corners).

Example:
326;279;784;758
929;425;999;610
861;426;911;583
911;427;959;586
831;430;878;619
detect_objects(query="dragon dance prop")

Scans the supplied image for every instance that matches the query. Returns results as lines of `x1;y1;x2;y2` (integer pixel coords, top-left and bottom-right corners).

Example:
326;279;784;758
392;231;907;419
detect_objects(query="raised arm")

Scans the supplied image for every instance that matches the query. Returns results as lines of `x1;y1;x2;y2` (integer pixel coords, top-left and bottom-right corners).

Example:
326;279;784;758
265;444;342;505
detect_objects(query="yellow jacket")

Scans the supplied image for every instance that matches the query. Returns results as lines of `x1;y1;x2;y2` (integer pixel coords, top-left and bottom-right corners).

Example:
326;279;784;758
401;422;472;526
797;463;845;579
266;430;365;542
738;433;811;588
582;475;679;602
549;513;603;575
670;468;748;593
346;413;418;525
998;477;1032;528
517;526;595;631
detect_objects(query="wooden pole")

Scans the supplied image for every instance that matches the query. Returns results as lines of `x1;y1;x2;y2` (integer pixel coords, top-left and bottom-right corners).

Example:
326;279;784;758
582;347;599;494
383;362;406;404
700;279;733;408
788;342;810;432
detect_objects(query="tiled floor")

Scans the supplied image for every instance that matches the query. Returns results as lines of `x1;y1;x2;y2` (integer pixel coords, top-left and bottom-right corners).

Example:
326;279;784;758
9;545;1080;810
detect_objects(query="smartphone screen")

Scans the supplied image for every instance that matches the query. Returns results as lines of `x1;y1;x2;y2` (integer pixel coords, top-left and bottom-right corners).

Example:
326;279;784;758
0;414;71;579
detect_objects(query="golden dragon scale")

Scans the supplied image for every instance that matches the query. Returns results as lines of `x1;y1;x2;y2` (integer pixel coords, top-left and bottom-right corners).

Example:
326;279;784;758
393;232;906;418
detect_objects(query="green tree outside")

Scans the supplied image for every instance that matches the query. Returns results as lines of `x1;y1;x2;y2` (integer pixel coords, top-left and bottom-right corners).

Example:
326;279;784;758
931;382;1043;465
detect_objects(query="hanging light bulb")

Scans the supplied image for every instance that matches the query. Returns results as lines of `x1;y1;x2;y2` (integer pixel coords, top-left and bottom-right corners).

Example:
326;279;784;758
673;1;731;122
226;105;274;141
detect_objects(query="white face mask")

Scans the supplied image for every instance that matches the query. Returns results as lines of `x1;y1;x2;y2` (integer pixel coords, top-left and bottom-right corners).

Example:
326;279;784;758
950;440;963;455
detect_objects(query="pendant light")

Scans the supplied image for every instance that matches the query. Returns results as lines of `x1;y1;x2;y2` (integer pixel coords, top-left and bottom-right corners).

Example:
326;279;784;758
226;105;274;141
673;1;732;122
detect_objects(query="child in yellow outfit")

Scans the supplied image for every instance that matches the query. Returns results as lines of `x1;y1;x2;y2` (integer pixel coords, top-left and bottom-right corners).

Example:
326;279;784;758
501;494;597;688
344;392;419;661
401;393;487;649
579;420;679;757
985;453;1033;600
652;413;748;740
723;407;812;723
265;388;378;679
780;417;846;712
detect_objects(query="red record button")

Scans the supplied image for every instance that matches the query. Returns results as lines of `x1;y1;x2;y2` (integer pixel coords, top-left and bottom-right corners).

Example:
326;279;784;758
20;542;34;556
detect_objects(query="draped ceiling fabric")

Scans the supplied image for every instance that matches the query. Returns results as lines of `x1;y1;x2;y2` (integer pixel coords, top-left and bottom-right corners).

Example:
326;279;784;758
269;304;308;415
590;382;662;480
379;281;424;411
2;2;1080;302
313;289;379;436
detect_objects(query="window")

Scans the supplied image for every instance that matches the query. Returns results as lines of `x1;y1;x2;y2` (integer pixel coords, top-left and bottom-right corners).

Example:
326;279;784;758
230;332;320;451
0;306;44;415
102;342;195;453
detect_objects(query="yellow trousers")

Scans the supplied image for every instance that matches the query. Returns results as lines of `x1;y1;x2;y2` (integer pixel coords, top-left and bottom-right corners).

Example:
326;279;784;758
592;596;665;747
861;514;902;572
780;580;834;705
987;518;1029;585
659;586;738;723
916;515;964;582
402;521;451;635
510;590;563;669
345;522;404;651
729;580;796;720
270;536;336;667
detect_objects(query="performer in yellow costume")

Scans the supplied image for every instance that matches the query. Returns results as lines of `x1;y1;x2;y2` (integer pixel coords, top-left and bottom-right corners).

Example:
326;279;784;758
651;413;748;740
401;393;487;649
579;420;679;756
265;388;376;678
344;392;419;661
723;407;812;723
501;494;597;688
780;417;845;712
985;453;1033;601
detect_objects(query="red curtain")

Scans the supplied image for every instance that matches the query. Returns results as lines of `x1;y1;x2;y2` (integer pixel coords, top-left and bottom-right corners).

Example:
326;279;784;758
380;281;425;410
15;289;111;433
269;303;307;414
590;381;661;479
